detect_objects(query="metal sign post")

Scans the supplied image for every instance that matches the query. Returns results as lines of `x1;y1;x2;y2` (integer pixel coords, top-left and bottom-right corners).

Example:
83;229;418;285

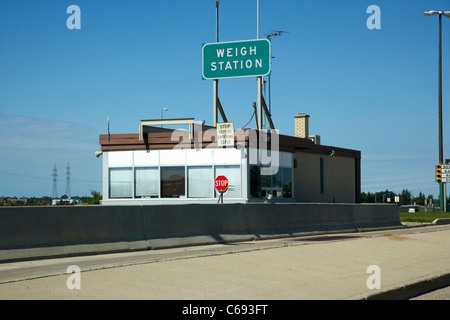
217;191;224;204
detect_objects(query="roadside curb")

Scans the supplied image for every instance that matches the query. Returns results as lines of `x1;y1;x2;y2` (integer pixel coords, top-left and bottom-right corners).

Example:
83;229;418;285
361;272;450;300
432;218;450;225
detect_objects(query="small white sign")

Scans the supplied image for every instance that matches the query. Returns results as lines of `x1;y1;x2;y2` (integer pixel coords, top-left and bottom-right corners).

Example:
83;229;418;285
217;122;234;147
438;165;450;182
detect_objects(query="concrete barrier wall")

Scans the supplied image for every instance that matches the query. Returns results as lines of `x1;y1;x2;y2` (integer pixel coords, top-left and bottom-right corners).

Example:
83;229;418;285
0;203;401;263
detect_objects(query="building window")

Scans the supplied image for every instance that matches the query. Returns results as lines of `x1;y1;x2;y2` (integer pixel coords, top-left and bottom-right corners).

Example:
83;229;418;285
282;167;293;198
250;166;293;199
188;166;213;198
214;165;241;198
160;166;185;198
271;168;283;198
250;165;261;198
260;169;271;198
135;167;159;198
109;168;133;198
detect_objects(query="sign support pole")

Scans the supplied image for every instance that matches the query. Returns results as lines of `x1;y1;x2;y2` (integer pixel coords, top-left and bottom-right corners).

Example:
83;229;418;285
213;80;218;127
439;13;444;211
257;77;263;130
217;191;224;204
444;183;447;211
256;0;263;131
213;0;219;127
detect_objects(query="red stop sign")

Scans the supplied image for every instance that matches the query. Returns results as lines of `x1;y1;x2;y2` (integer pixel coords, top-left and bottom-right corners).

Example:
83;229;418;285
214;175;229;193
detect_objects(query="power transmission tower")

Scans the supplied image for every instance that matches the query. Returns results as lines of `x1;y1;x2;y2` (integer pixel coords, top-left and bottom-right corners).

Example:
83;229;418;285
52;164;58;199
65;162;71;198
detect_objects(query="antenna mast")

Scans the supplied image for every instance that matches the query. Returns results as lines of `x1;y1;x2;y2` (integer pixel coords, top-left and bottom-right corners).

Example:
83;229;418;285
264;30;288;129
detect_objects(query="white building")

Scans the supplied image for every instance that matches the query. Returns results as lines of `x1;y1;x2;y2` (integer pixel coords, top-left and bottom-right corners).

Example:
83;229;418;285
98;116;361;205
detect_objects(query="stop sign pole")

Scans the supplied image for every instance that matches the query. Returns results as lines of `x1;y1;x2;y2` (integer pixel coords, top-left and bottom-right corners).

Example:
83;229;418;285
214;175;228;204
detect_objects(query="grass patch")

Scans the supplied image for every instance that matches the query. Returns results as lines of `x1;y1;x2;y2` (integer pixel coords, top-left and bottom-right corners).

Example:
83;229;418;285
399;211;450;223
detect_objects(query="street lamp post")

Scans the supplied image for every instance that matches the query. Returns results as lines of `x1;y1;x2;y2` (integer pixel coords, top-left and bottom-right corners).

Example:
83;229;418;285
161;107;168;128
424;10;450;212
214;0;219;42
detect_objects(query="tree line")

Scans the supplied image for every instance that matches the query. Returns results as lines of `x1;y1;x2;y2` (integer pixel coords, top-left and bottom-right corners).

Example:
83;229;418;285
1;190;102;206
360;189;449;206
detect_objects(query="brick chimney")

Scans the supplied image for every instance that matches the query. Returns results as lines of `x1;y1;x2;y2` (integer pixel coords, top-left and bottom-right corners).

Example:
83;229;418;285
294;113;309;138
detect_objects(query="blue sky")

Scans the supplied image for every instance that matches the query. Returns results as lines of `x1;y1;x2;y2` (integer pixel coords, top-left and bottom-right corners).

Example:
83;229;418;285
1;0;449;199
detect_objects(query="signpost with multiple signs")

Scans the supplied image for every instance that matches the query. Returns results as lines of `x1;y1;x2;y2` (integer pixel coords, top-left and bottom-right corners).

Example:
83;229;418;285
437;164;450;183
202;39;271;80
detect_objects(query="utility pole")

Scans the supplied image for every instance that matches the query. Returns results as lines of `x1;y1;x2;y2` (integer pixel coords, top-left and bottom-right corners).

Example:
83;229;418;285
424;10;450;211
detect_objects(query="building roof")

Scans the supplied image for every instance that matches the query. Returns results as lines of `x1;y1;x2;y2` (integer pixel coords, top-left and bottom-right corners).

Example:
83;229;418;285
99;128;360;159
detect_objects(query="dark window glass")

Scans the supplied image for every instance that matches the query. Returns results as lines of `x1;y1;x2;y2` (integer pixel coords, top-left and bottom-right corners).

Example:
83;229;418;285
161;167;185;198
250;165;261;198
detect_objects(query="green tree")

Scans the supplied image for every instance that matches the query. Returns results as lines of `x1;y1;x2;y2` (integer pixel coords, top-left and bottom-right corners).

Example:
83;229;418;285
361;190;397;203
399;189;412;205
412;192;426;205
88;190;102;205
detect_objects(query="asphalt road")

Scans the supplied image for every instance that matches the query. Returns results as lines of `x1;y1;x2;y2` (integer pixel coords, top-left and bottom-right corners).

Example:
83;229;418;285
0;224;449;300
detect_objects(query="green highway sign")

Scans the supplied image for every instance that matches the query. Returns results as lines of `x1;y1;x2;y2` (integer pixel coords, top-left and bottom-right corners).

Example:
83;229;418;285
202;39;271;80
